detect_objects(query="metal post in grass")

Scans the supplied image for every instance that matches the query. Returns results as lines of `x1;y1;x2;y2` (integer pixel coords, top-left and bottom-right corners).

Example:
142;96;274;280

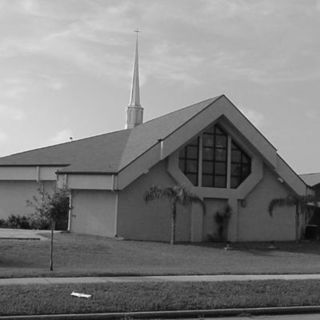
50;219;55;271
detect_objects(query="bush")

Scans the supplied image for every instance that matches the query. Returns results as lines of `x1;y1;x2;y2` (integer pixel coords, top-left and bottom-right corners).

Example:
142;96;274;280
0;218;7;228
0;214;52;230
27;187;69;231
7;214;31;229
28;214;51;230
0;188;70;231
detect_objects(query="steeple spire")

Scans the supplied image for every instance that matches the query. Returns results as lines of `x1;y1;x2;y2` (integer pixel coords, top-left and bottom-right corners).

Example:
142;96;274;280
129;30;141;107
126;30;143;129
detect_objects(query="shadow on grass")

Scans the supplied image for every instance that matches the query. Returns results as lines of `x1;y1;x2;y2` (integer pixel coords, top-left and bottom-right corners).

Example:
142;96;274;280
0;258;37;268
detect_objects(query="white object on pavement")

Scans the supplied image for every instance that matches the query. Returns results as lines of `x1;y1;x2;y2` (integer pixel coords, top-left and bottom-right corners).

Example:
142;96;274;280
71;291;92;298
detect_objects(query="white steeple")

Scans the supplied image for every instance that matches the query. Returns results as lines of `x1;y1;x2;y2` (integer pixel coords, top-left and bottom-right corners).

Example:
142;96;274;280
126;30;143;129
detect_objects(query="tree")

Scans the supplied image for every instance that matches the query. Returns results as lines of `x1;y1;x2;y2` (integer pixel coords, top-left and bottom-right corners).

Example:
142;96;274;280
27;187;70;271
268;194;318;241
144;185;205;245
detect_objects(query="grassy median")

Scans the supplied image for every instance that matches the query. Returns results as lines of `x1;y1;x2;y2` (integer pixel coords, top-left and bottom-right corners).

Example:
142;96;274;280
2;232;320;277
1;280;320;315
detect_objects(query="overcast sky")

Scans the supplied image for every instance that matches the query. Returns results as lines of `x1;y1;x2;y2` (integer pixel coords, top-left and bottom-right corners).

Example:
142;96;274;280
0;0;319;174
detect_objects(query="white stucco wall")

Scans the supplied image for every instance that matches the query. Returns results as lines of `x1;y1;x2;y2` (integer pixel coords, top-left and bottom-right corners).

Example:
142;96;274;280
70;190;117;237
0;180;55;219
117;160;192;242
238;165;296;241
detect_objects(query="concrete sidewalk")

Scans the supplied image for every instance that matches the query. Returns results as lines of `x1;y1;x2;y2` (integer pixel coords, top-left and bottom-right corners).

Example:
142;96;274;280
0;228;57;240
2;274;320;286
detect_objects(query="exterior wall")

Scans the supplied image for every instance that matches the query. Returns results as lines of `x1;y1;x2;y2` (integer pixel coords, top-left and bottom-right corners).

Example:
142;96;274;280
117;160;191;242
0;180;55;219
65;174;114;190
0;167;37;180
70;189;117;237
0;166;62;181
238;165;296;241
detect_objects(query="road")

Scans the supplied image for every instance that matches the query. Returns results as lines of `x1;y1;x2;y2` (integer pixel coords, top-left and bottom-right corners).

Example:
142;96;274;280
174;314;320;320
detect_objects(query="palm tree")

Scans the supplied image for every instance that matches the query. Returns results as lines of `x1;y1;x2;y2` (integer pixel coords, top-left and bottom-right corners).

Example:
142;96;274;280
268;194;318;241
144;185;205;245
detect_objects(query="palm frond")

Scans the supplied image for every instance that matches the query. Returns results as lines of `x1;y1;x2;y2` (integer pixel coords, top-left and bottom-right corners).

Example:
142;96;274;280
269;193;320;217
268;195;298;216
144;185;164;202
183;193;206;214
144;185;205;212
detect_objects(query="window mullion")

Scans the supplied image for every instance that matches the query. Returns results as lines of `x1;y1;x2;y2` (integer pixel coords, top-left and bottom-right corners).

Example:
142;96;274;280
227;135;232;189
198;136;203;187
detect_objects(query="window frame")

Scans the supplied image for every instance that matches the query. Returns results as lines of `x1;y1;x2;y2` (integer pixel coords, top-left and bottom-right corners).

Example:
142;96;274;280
178;124;251;189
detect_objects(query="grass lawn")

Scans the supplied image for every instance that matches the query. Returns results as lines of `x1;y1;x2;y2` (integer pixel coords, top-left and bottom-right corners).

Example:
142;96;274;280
2;232;320;277
2;280;320;315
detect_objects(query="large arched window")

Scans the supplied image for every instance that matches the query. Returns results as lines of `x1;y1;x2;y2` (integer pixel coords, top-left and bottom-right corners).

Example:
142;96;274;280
178;124;251;189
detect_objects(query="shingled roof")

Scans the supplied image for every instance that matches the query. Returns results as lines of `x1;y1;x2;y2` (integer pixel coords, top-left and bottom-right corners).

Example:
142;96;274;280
0;96;221;174
300;173;320;187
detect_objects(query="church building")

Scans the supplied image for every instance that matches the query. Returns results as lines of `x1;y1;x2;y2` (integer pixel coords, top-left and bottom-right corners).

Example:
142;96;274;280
0;36;313;242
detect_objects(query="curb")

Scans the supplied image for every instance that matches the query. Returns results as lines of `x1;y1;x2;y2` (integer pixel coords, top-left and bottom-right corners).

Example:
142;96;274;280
2;306;320;320
0;238;41;241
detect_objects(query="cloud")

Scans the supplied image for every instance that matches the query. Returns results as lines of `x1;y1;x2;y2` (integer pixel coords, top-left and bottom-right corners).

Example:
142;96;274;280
0;131;8;143
50;129;74;145
306;110;319;120
0;0;204;87
0;77;32;100
0;104;24;120
143;41;203;86
0;75;65;104
38;75;66;90
0;0;319;91
0;1;134;82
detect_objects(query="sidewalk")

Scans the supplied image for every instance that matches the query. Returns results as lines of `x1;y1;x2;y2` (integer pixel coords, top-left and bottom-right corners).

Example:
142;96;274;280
2;273;320;286
0;228;56;240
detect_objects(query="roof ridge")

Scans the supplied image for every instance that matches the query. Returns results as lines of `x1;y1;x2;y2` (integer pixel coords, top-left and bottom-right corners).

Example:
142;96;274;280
141;96;222;128
300;172;320;176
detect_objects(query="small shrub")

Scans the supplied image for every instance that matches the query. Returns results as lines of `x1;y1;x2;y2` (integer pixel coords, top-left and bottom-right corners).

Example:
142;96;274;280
28;214;50;230
6;214;31;229
0;214;52;230
0;218;7;228
27;187;69;231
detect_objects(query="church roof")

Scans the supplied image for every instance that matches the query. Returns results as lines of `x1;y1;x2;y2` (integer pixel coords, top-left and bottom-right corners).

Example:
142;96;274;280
300;173;320;187
0;96;221;174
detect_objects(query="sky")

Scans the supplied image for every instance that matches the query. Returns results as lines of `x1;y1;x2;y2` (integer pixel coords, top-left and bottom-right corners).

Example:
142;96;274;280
0;0;319;174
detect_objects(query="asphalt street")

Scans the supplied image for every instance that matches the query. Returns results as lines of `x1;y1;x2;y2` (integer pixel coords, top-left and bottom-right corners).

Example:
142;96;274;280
191;314;320;320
